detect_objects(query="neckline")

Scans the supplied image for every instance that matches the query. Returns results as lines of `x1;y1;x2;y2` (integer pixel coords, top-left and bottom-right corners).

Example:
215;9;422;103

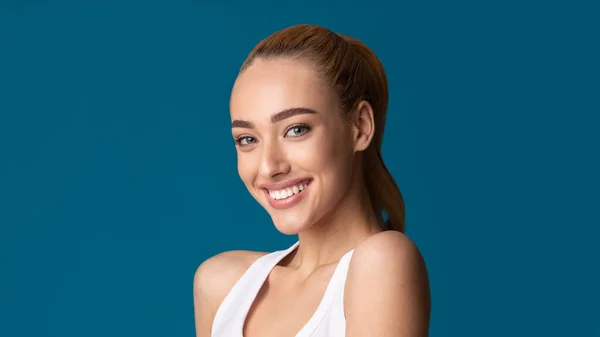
240;241;354;337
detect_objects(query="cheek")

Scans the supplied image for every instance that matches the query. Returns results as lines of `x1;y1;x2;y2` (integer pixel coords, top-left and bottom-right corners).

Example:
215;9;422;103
293;130;354;177
236;152;257;186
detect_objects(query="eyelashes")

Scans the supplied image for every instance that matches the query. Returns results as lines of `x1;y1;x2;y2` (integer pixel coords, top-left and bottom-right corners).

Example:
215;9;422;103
284;123;310;137
234;135;257;146
234;123;312;147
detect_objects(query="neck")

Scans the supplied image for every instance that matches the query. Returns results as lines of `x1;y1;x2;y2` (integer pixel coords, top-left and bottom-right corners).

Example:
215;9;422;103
287;172;382;276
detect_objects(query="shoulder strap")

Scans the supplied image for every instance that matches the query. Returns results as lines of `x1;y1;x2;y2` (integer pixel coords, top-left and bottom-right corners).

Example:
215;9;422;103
332;249;355;320
211;242;299;336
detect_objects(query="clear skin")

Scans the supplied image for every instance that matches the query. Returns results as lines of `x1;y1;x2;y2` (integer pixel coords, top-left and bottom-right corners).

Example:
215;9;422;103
230;58;382;268
193;58;431;337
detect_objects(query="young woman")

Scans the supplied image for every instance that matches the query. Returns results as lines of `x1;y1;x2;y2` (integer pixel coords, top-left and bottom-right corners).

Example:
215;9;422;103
194;24;431;337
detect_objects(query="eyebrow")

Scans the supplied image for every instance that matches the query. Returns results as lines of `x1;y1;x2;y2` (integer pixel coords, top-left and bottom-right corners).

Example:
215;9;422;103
231;107;318;129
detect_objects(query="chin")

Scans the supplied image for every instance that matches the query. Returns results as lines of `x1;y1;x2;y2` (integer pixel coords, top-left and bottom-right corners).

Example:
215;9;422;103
270;212;314;235
254;179;342;235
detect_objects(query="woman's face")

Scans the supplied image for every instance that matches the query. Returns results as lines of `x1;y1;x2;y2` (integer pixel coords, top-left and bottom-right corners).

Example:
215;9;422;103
230;58;357;234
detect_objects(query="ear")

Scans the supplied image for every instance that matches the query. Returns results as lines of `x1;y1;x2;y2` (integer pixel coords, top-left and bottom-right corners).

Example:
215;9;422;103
352;100;376;152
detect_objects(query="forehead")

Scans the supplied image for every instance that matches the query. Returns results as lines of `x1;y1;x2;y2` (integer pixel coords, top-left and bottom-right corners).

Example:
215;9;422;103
230;58;336;120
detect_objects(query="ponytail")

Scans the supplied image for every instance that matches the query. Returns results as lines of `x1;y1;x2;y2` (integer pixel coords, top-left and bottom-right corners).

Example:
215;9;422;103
342;36;406;233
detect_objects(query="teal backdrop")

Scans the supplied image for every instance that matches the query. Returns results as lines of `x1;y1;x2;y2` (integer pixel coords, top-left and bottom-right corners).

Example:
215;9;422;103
1;0;598;336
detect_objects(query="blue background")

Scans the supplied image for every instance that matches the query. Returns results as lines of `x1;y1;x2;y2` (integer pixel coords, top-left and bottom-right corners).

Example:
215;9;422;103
1;0;598;336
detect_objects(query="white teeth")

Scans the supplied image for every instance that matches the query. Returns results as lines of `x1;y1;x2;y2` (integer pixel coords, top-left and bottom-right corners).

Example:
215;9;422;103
268;183;309;200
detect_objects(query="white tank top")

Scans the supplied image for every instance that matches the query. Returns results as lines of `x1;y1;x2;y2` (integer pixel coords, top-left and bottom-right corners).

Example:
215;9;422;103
211;241;355;337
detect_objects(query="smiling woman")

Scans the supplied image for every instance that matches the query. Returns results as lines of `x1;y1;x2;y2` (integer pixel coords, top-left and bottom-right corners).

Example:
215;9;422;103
193;24;431;337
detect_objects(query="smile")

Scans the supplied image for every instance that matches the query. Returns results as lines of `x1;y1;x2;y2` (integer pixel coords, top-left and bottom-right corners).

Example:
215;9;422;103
261;179;312;210
268;181;309;200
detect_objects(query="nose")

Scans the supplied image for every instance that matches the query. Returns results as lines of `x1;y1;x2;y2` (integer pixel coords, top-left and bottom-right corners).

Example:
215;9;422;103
259;139;291;179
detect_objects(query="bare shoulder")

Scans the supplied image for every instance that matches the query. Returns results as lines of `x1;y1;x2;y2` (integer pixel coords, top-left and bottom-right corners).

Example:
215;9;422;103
352;230;425;266
194;249;267;306
193;249;267;336
345;231;431;336
348;230;428;288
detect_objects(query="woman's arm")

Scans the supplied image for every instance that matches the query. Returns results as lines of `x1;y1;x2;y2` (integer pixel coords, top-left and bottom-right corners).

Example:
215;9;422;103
345;231;431;337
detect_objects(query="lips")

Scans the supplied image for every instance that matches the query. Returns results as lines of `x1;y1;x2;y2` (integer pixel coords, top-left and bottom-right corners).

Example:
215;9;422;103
265;180;311;200
260;178;313;210
259;177;312;191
